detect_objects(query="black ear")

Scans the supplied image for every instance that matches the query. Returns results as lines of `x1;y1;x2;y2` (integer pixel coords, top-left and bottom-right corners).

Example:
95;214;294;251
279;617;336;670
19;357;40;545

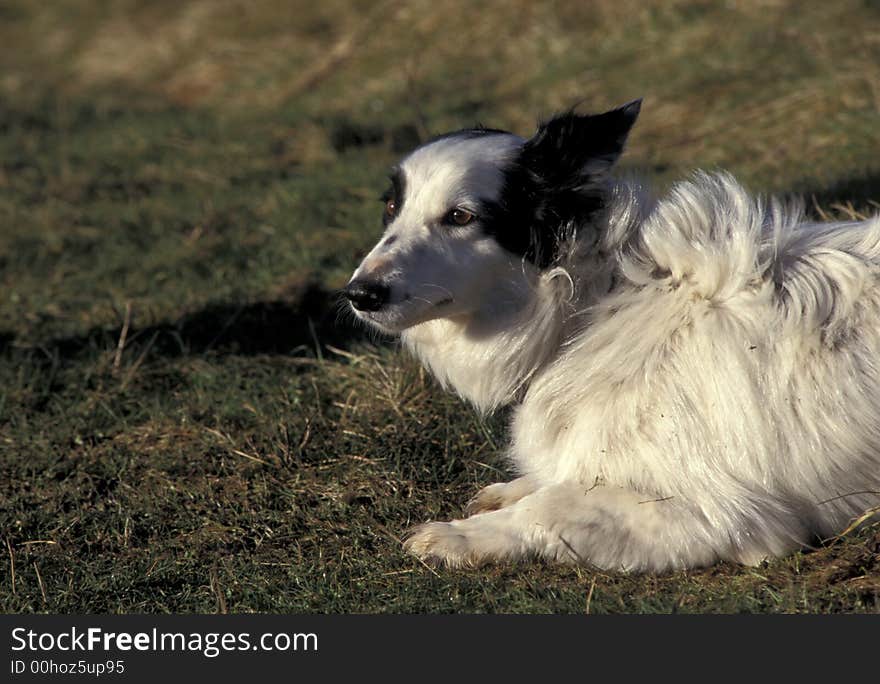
483;100;641;269
520;99;641;188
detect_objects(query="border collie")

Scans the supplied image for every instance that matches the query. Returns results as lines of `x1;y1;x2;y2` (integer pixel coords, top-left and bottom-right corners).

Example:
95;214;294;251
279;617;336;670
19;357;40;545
344;100;880;572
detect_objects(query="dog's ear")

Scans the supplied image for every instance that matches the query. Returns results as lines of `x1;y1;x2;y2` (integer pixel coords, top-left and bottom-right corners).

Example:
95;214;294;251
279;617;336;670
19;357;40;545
488;100;641;269
520;99;641;189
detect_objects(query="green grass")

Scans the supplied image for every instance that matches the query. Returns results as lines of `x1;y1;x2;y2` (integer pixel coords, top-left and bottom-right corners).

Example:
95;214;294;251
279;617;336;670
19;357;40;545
1;0;879;613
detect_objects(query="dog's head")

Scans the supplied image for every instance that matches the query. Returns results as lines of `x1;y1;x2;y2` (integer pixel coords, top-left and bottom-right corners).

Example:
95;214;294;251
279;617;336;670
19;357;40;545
345;100;641;333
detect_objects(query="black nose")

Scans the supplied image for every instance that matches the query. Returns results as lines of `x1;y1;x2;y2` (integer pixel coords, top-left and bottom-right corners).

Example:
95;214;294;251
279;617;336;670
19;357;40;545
344;279;390;312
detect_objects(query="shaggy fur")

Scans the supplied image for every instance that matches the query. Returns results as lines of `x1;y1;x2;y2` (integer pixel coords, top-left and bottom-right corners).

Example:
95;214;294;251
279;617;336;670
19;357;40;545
344;101;880;573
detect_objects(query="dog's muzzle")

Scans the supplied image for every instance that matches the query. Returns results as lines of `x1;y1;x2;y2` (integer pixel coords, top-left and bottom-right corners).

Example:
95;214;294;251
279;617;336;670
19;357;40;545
344;279;390;312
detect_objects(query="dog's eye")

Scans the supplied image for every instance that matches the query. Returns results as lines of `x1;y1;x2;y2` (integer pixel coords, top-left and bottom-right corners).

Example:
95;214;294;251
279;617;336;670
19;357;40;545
446;208;476;226
384;199;397;217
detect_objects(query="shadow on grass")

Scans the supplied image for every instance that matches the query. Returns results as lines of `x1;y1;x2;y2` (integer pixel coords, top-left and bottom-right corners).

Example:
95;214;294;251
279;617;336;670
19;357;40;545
0;282;376;362
797;172;880;217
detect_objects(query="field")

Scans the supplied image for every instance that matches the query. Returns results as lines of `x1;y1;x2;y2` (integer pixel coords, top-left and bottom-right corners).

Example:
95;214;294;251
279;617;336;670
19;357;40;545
2;0;880;613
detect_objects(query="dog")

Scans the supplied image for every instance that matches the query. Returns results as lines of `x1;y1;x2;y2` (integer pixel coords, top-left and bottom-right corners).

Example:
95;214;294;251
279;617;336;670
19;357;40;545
343;99;880;572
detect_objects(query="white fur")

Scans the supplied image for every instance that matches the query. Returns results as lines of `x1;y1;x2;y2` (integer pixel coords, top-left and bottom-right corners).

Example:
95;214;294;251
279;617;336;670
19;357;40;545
350;145;880;573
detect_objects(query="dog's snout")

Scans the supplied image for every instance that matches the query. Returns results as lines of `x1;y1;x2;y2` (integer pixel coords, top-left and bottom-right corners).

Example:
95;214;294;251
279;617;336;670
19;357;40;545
344;279;390;312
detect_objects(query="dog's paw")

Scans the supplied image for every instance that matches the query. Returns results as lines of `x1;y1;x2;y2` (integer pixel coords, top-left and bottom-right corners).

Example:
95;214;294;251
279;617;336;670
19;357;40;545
465;483;510;516
403;521;481;568
465;477;539;516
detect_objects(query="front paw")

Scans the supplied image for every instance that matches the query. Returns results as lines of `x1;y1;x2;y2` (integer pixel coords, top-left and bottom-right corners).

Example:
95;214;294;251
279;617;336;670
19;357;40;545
465;476;538;516
403;521;479;568
465;483;509;516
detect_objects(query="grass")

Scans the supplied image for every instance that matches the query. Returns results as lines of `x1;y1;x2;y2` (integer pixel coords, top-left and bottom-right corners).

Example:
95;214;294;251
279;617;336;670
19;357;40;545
1;0;879;613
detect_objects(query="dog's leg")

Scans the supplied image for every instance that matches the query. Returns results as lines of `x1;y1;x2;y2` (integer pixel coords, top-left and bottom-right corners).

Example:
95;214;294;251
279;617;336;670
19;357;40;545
465;475;540;516
405;482;725;572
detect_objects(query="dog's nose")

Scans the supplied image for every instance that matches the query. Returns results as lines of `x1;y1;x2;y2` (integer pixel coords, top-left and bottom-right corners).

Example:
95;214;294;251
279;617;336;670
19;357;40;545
344;279;390;312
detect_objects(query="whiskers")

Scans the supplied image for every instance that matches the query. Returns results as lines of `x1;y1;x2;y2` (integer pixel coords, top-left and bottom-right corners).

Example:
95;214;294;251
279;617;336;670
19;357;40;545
417;283;455;307
409;295;436;307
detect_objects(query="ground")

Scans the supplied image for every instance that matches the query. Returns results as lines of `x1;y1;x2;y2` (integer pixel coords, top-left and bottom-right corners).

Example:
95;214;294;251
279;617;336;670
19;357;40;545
1;0;879;613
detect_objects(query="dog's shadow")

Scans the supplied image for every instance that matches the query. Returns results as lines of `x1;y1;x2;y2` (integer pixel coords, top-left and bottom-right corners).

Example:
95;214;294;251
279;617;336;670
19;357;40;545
0;281;376;364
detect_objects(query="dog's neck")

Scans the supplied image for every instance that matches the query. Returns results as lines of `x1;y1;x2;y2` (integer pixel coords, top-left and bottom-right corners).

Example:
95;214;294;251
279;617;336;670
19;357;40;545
401;269;573;412
401;180;650;412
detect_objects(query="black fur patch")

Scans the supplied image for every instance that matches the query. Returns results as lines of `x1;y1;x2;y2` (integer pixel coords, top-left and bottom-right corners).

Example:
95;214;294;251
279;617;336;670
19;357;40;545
381;167;406;226
382;128;510;228
483;101;641;268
